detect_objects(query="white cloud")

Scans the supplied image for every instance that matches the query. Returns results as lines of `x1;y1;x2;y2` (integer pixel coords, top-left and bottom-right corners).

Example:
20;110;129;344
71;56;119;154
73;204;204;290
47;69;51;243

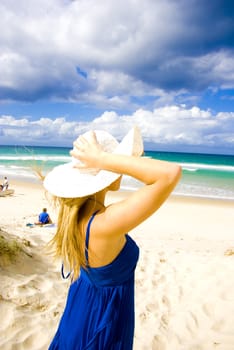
0;0;233;107
0;115;29;126
0;106;233;153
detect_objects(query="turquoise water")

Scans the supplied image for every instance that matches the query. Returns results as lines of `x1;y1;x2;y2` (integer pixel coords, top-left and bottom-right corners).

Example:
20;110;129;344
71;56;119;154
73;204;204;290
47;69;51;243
0;145;234;200
145;151;234;200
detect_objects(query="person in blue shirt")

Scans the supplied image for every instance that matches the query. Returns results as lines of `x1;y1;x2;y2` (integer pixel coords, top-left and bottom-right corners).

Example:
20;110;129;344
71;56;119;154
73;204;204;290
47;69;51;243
35;208;52;225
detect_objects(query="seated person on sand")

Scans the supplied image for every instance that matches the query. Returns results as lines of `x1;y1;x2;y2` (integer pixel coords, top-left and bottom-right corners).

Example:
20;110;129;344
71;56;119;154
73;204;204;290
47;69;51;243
2;177;9;191
35;208;52;225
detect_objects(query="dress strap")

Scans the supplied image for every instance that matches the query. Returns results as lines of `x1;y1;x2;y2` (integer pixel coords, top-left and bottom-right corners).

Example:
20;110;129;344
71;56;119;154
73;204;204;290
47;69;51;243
85;210;99;264
61;263;71;279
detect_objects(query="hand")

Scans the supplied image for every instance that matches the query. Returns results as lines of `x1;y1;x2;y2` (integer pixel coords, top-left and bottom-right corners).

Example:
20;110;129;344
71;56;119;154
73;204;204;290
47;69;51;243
70;131;104;169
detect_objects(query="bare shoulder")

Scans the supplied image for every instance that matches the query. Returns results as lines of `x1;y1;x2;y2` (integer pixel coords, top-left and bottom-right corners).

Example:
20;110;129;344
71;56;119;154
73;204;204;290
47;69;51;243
82;209;127;267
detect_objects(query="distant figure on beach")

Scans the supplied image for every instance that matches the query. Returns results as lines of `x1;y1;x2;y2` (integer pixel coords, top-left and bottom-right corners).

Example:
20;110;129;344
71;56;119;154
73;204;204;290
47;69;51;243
35;208;52;225
2;176;9;191
43;127;181;349
0;184;3;191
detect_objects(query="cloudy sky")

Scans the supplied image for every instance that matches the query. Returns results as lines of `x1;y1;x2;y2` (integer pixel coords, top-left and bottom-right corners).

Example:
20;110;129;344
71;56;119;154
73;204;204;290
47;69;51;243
0;0;234;153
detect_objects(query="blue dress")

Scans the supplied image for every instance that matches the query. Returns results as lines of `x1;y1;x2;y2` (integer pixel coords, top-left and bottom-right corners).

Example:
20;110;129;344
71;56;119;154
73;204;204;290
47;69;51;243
48;211;139;350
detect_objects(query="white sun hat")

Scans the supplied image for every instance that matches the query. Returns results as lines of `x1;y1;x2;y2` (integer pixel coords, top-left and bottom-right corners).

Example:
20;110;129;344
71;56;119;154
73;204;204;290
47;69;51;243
43;126;143;198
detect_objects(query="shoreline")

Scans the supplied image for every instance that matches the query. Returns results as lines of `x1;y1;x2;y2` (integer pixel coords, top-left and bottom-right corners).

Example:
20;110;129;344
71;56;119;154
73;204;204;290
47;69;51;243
7;177;234;206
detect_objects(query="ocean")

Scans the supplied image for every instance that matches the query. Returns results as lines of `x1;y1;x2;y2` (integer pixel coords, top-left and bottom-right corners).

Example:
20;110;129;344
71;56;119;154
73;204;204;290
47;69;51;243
0;145;234;201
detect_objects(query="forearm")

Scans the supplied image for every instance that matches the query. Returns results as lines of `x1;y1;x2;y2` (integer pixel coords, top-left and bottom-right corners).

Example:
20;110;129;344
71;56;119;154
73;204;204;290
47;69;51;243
98;152;181;186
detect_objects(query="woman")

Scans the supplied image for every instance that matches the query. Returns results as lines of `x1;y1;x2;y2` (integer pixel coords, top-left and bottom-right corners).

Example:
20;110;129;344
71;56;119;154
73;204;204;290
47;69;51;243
44;127;181;349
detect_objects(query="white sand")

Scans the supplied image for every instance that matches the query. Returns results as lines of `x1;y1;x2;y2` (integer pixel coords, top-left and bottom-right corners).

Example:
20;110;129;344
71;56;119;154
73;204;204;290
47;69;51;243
0;181;234;350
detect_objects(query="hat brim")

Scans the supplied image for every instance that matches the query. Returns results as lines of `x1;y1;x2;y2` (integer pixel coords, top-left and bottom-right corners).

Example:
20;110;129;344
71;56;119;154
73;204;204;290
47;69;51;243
43;127;143;198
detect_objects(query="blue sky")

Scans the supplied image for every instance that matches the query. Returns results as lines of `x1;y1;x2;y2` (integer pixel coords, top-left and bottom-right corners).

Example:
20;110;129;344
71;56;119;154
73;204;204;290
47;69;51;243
0;0;233;154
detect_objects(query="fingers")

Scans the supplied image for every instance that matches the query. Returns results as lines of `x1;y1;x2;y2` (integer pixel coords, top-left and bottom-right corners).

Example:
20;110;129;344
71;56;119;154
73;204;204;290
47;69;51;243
70;132;93;161
90;130;98;143
73;131;97;148
69;149;77;157
70;131;101;168
73;136;87;149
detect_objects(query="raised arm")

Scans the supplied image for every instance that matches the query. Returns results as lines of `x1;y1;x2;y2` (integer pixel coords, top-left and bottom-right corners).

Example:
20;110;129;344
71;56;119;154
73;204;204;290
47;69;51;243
71;132;181;236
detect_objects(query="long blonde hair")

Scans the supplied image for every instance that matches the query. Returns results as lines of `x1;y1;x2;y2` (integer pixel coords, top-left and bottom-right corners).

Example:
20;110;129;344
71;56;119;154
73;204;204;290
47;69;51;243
49;196;89;280
33;166;92;280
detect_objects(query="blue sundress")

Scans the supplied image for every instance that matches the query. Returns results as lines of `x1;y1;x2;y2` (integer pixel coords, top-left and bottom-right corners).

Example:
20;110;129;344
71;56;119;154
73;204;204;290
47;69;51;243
48;211;139;349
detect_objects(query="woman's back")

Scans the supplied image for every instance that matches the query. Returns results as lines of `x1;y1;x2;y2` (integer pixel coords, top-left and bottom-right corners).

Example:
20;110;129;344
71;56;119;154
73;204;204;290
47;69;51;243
45;127;181;349
49;212;139;350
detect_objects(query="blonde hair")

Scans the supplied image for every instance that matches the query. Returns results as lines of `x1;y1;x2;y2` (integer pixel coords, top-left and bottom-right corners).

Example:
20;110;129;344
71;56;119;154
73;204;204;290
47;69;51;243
49;196;89;280
32;165;93;280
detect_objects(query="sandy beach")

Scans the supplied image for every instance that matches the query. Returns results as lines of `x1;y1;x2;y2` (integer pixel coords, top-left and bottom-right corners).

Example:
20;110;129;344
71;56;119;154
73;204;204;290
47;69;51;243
0;180;234;350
